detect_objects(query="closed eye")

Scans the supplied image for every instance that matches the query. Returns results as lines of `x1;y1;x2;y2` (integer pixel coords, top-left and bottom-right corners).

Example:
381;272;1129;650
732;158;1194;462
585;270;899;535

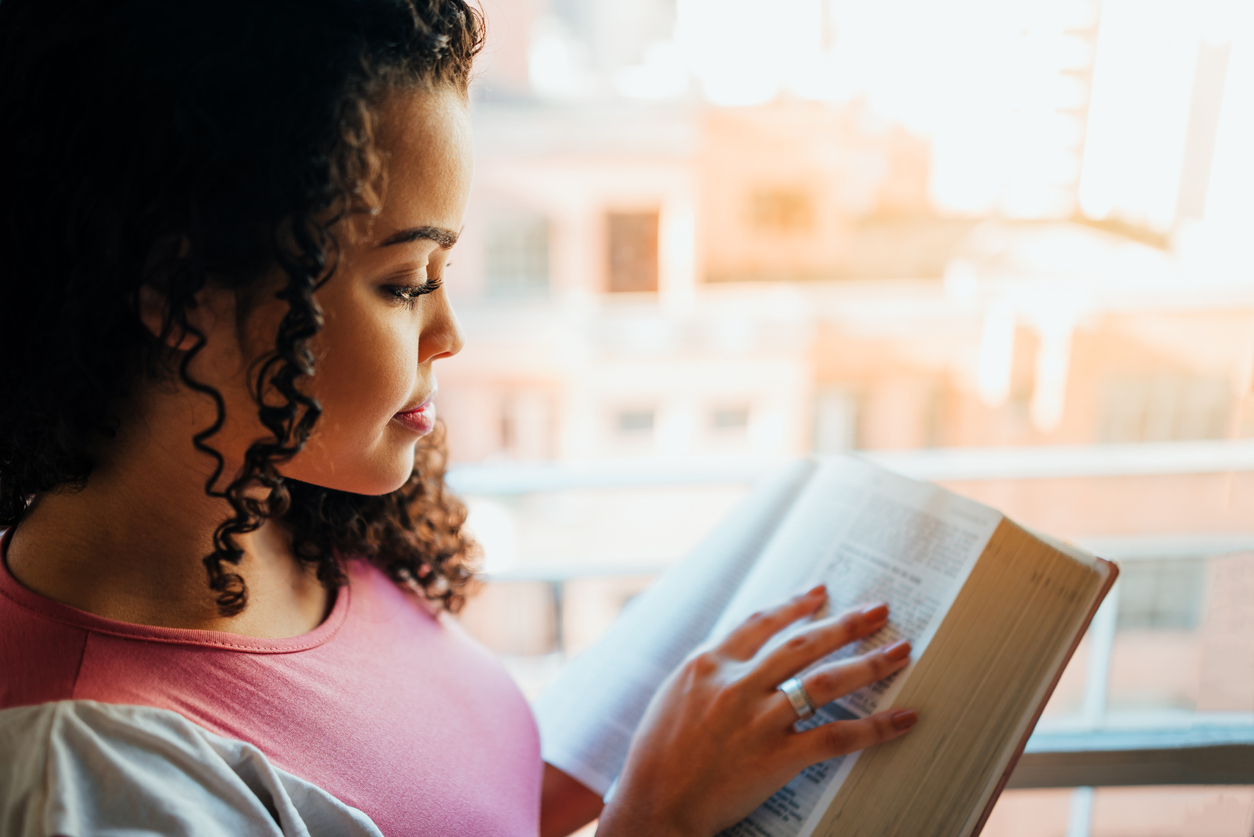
386;277;444;307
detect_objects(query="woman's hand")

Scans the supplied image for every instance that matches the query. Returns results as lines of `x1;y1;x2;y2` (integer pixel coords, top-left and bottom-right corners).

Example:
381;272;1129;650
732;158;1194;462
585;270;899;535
596;585;917;837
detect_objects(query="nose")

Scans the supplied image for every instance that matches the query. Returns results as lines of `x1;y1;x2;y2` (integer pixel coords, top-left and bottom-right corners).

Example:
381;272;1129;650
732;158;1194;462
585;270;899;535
417;284;465;364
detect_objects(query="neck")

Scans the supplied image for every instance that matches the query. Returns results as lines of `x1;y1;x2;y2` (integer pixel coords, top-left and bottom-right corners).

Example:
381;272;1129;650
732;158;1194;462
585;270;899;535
5;392;331;638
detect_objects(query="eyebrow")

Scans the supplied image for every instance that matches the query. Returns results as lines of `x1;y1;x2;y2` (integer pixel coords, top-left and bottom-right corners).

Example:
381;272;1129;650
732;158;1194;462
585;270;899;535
377;225;460;249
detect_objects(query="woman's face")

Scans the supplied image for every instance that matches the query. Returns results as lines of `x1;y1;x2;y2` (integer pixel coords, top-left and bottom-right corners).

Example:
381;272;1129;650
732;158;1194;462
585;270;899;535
191;88;473;496
291;88;472;494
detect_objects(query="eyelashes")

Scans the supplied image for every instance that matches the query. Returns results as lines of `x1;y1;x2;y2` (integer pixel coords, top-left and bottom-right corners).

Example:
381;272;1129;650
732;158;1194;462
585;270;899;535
382;259;452;308
385;276;444;307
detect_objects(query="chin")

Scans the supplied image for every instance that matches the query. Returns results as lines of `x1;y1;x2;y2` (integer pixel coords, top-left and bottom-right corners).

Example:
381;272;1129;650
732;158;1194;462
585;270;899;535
285;448;418;498
364;448;422;496
377;467;418;496
341;464;417;497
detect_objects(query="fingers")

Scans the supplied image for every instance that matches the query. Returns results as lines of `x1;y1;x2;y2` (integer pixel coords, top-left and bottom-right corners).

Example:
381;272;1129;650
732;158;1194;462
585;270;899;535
717;584;829;660
788;707;919;763
750;603;890;689
767;640;912;727
805;640;912;708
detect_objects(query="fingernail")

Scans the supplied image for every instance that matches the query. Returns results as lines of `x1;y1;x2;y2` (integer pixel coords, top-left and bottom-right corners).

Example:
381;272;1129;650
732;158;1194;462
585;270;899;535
860;602;888;622
808;583;827;598
883;640;912;661
891;709;918;731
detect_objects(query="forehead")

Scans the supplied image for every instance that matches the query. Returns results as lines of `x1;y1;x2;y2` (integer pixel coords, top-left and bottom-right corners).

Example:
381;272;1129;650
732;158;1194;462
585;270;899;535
349;87;474;248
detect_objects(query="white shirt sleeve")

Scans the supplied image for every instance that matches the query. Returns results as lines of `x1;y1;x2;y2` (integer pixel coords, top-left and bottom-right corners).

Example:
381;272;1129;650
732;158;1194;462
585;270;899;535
0;700;384;837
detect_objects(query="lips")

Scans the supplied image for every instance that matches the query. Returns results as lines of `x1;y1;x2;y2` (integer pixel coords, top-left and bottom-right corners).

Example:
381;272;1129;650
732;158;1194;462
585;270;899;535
393;397;436;436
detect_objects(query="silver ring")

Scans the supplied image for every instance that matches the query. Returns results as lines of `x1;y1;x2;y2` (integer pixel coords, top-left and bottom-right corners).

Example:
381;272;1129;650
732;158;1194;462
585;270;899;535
779;676;817;721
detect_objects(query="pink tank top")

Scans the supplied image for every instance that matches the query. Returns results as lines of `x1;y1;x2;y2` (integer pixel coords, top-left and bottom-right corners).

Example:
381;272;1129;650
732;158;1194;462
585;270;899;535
0;529;542;836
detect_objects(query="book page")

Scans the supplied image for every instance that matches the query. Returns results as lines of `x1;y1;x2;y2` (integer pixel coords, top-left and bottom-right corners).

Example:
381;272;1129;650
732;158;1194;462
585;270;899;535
532;461;816;796
715;457;1003;837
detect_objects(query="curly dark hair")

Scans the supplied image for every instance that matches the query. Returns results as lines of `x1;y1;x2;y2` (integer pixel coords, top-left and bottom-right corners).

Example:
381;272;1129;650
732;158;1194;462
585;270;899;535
0;0;484;615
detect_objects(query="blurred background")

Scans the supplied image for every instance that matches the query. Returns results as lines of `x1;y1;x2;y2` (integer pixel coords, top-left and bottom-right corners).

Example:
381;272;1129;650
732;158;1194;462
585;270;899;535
437;0;1254;833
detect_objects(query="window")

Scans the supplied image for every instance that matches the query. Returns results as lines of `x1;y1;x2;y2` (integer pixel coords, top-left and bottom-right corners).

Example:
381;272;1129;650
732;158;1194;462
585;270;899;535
749;188;814;234
486;213;550;298
607;211;659;293
616;408;655;435
1116;559;1206;631
498;390;555;460
1098;376;1229;443
710;405;750;431
1107;555;1217;714
813;388;861;452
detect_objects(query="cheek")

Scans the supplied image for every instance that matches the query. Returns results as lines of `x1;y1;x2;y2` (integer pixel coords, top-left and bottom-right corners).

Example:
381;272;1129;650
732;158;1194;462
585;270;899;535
277;290;424;494
310;311;418;437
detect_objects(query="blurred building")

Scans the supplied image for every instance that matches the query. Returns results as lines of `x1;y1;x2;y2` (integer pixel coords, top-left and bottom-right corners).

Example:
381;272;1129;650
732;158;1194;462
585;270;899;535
445;1;1254;833
445;0;1254;459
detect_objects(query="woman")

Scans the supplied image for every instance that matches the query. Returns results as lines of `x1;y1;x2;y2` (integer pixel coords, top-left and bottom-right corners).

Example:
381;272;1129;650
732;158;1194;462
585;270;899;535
0;1;918;834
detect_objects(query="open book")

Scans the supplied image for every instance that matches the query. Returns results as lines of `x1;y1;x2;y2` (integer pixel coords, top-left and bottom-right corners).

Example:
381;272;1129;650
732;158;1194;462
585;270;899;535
533;456;1117;837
